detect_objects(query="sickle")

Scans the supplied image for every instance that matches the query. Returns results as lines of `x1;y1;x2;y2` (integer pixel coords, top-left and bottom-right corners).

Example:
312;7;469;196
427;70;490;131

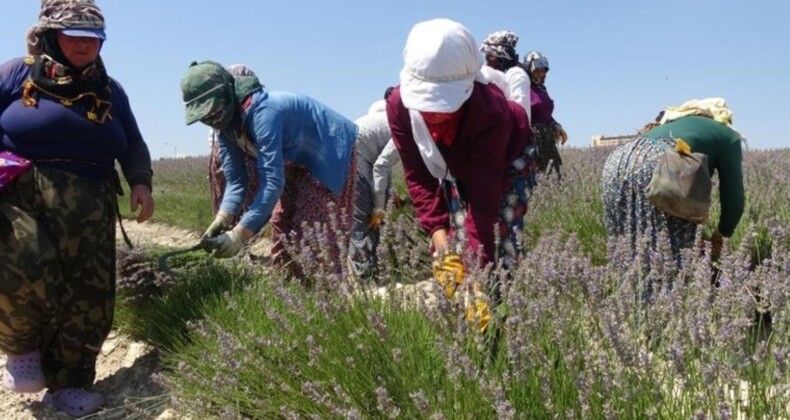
157;242;208;278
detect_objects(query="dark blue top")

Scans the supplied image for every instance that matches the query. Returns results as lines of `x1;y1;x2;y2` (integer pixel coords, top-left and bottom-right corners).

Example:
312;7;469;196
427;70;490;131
0;57;152;187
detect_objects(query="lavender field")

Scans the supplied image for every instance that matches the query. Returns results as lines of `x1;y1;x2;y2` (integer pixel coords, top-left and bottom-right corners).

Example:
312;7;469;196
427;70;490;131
119;147;790;418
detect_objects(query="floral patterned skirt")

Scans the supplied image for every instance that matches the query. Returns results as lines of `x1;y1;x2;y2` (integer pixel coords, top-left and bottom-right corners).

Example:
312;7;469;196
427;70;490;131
444;144;537;269
269;157;356;280
601;137;697;260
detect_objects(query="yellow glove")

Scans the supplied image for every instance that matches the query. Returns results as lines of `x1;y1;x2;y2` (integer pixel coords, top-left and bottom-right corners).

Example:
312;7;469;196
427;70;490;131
432;252;464;299
466;298;492;334
555;125;568;145
368;209;386;229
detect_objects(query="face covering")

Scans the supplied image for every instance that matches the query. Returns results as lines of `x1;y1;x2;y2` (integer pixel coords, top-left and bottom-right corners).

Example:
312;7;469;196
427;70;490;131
200;99;236;130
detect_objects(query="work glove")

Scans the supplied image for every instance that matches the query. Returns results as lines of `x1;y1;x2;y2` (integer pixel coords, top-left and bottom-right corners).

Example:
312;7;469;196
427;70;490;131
432;252;465;300
203;213;233;239
204;227;244;258
368;208;386;229
555;125;568;145
466;296;492;334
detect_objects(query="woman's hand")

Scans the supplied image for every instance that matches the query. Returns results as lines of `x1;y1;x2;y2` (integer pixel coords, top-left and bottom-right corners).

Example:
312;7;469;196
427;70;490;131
130;184;154;223
555;125;568;145
711;231;724;262
431;228;449;254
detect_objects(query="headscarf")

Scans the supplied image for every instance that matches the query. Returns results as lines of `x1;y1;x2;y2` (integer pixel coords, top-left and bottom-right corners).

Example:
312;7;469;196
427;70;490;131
22;0;112;123
399;19;487;181
211;64;262;158
399;18;484;113
660;97;734;127
480;30;519;66
227;63;256;77
181;61;263;132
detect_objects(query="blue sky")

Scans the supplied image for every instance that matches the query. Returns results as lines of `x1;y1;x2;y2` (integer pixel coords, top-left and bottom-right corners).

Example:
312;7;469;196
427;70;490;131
2;0;788;158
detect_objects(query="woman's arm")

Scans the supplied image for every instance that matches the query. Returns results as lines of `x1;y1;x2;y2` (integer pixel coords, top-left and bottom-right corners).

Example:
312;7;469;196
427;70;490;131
386;88;450;241
716;138;745;237
371;139;400;210
506;67;531;125
235;108;286;234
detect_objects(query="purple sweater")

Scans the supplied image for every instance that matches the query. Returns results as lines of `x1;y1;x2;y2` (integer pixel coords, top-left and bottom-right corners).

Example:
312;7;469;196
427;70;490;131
530;85;556;126
0;57;152;187
387;82;532;263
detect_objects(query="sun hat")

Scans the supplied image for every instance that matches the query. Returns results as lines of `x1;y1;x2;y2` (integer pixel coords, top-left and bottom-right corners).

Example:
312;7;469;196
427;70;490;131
37;0;107;39
180;61;235;125
399;18;484;113
61;28;105;39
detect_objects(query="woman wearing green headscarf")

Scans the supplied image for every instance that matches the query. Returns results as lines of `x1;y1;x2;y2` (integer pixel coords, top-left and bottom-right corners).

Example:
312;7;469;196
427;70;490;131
181;61;359;280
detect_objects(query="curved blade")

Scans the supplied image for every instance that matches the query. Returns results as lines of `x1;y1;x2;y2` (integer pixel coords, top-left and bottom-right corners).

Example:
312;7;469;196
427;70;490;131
158;242;207;278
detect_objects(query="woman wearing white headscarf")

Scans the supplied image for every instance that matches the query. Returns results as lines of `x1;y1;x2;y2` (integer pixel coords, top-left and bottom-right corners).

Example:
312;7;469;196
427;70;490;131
387;19;535;330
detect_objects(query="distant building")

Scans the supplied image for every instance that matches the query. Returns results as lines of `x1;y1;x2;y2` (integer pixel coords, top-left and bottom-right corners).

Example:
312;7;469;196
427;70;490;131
590;134;636;148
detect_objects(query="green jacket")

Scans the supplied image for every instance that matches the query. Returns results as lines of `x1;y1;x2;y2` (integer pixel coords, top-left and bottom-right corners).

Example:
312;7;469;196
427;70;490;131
644;116;745;236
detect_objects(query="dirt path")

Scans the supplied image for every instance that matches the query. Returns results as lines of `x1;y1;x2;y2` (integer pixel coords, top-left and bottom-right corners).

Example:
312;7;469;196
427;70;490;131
1;220;434;418
0;220;200;419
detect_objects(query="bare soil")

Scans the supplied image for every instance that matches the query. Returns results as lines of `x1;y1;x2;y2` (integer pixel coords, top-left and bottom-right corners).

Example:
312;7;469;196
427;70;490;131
1;220;434;419
0;220;203;419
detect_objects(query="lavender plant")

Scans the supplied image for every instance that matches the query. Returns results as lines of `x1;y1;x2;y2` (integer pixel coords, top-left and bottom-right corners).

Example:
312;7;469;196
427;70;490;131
117;148;789;418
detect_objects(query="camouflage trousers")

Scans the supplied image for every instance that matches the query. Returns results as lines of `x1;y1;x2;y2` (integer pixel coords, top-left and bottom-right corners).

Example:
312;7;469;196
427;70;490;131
0;166;116;390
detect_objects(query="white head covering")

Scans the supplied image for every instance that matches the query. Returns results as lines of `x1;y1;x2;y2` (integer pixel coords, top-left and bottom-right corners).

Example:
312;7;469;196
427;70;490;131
660;97;733;127
399;18;484;113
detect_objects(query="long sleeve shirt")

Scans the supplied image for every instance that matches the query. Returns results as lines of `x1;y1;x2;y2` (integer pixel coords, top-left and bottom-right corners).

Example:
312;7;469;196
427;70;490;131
354;112;400;210
504;67;531;124
0;57;152;188
387;82;531;263
530;84;557;126
644;115;745;237
219;89;358;233
481;66;532;124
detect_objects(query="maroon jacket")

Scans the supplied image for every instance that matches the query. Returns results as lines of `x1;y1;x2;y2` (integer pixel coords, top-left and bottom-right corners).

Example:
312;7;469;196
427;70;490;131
386;82;532;263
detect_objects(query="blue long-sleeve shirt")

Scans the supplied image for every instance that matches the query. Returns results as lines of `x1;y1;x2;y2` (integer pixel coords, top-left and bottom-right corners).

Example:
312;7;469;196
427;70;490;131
0;57;152;187
219;89;358;233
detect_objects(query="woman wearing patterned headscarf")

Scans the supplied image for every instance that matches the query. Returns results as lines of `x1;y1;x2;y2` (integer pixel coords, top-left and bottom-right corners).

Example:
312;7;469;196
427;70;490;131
0;0;154;416
524;51;567;180
479;30;532;123
181;61;359;281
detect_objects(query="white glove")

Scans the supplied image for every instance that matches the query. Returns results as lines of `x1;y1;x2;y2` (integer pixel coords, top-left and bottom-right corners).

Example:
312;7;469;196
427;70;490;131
203;213;233;239
204;227;244;258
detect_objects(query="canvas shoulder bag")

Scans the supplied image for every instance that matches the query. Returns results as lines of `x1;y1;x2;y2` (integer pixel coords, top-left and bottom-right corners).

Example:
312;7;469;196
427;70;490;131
0;151;32;193
646;139;712;224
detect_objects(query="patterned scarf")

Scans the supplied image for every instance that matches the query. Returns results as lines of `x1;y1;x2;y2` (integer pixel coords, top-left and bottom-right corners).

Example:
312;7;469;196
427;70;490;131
22;31;112;123
480;30;519;71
